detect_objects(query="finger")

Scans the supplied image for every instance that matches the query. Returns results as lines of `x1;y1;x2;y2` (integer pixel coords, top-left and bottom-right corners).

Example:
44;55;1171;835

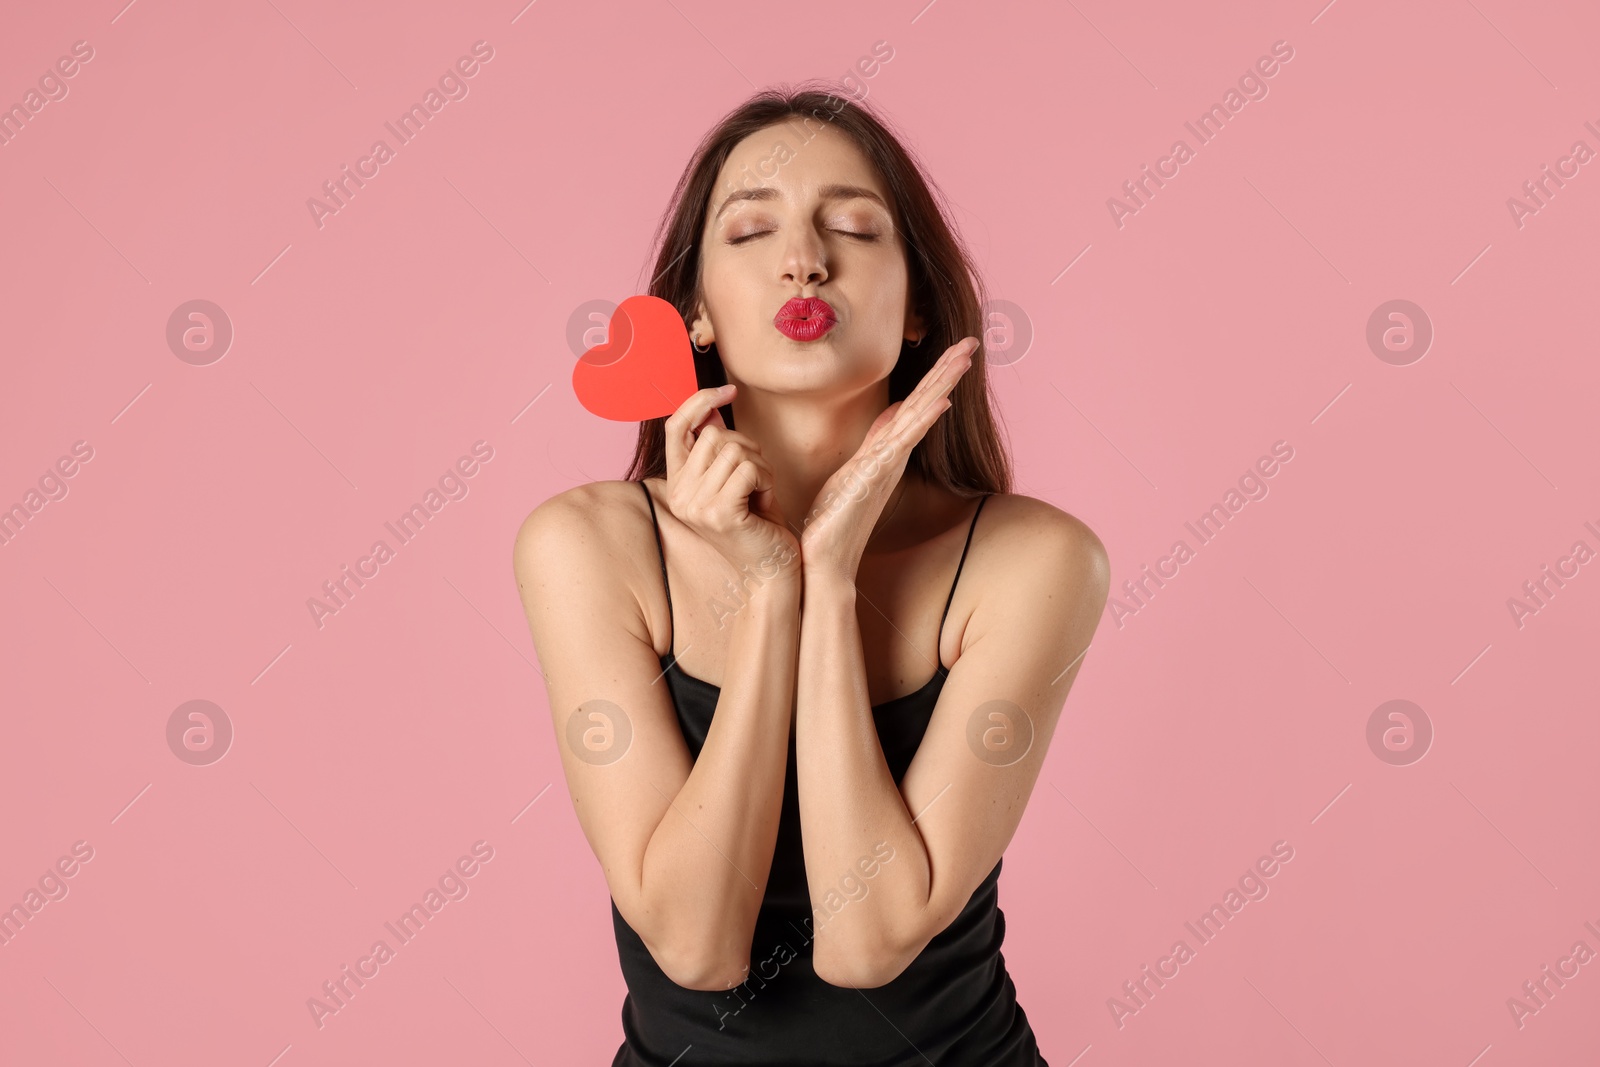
916;336;978;399
890;394;953;457
693;440;761;518
690;403;727;436
681;425;764;485
888;338;977;441
691;398;732;435
717;440;775;490
671;406;737;493
717;458;774;514
692;426;764;457
880;353;969;457
903;337;978;416
866;401;903;439
664;384;736;478
723;441;777;489
749;479;787;530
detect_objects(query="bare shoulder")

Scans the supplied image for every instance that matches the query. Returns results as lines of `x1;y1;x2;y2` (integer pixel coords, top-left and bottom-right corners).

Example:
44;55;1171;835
975;491;1110;584
511;480;657;619
512;479;646;565
958;492;1111;634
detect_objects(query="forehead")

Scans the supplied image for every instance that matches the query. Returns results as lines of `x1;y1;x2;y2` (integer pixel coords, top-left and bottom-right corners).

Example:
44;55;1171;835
711;120;888;212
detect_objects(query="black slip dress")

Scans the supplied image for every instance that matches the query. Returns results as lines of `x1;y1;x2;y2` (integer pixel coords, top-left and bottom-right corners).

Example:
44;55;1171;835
610;479;1048;1067
608;483;1049;1067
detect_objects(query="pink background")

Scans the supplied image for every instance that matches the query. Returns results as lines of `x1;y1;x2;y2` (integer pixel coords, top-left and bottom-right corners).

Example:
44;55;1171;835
2;0;1597;1064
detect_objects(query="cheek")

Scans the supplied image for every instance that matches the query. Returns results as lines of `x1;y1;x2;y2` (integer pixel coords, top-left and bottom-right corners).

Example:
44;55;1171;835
696;257;754;322
858;250;909;305
857;276;913;337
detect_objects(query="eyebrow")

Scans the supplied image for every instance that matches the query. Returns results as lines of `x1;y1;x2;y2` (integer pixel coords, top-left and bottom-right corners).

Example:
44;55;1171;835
713;183;889;221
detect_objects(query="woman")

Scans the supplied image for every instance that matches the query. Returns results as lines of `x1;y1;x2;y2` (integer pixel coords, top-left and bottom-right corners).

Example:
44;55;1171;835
515;86;1109;1066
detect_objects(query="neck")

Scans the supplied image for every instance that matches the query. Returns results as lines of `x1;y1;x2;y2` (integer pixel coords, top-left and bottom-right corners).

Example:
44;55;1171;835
724;383;915;541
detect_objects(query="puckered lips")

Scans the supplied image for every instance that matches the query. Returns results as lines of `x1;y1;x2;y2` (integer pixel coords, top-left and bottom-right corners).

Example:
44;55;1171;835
774;297;837;341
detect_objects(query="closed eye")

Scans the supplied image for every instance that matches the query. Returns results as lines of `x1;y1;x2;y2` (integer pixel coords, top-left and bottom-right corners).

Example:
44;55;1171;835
728;230;880;245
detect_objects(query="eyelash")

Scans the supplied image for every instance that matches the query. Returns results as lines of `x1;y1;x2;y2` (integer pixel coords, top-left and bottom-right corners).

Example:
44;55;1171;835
728;230;879;245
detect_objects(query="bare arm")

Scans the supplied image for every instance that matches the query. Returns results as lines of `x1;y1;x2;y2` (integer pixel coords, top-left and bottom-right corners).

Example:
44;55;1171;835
796;501;1109;987
514;485;801;990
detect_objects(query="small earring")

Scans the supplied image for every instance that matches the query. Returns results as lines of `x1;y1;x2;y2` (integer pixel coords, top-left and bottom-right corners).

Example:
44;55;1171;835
908;335;923;348
692;333;712;354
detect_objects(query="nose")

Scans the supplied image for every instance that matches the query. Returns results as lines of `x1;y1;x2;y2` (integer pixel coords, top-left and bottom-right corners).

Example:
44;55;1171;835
780;226;828;289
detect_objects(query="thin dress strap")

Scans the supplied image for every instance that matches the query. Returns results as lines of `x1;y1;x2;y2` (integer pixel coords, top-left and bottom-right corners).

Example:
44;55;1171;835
934;494;990;672
639;480;674;657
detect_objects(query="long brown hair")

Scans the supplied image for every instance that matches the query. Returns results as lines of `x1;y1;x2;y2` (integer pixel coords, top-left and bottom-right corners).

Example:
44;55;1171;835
623;83;1011;498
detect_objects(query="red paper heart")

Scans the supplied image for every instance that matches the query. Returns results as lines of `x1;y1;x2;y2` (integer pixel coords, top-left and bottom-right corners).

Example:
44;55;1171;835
572;296;699;421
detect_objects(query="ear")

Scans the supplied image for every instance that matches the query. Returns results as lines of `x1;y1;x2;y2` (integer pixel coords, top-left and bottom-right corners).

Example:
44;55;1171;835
690;300;714;345
903;301;926;345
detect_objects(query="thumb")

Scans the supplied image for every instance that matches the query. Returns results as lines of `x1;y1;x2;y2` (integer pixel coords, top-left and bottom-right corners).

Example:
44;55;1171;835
692;404;728;436
751;485;783;525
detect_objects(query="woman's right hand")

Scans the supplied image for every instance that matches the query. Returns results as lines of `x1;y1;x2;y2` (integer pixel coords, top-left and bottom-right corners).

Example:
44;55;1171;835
661;383;801;586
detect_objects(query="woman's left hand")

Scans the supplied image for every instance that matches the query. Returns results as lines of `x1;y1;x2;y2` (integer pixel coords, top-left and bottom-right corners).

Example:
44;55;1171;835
798;336;979;583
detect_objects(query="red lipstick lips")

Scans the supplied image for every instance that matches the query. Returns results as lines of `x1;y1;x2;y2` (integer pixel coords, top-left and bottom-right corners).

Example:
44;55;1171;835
774;297;837;342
